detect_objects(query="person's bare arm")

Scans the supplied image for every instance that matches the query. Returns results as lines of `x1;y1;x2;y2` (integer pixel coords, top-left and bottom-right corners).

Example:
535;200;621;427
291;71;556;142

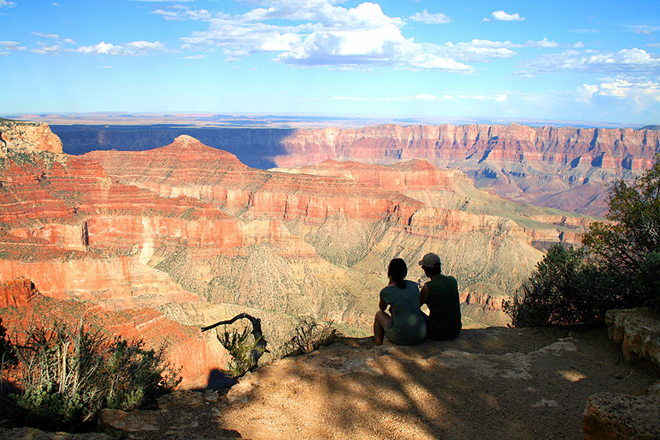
379;297;387;311
420;284;429;305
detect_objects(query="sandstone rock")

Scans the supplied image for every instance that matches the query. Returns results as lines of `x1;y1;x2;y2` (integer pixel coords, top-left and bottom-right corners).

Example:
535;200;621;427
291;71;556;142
606;308;660;368
271;123;660;216
0;278;36;308
583;387;660;440
0;120;63;154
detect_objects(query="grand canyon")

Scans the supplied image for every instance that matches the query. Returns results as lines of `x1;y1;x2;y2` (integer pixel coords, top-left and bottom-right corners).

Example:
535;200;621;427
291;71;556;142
1;119;659;386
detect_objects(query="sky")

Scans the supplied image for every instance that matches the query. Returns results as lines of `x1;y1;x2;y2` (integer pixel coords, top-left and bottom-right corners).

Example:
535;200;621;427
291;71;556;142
1;0;659;126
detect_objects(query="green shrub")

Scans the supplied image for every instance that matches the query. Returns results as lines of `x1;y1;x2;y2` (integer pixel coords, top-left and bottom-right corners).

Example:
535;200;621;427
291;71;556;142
503;245;623;326
11;320;180;431
507;157;660;327
216;326;264;377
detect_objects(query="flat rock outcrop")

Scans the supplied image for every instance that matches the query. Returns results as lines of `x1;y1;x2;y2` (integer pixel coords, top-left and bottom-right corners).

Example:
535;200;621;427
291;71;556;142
606;307;660;368
583;386;660;440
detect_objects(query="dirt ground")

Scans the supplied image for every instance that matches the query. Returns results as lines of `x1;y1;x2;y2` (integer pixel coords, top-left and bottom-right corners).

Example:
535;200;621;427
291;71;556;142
1;325;658;440
209;326;659;440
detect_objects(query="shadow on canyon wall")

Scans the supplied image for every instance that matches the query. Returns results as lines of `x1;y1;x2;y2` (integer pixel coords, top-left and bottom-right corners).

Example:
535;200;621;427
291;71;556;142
53;125;294;169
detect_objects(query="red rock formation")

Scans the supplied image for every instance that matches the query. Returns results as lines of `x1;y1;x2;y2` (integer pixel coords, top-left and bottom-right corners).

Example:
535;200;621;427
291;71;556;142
0;278;37;308
266;123;660;216
0;283;228;388
84;135;424;227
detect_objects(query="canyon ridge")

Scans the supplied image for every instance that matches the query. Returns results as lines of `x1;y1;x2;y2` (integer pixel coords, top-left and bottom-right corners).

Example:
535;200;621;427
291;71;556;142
53;122;660;217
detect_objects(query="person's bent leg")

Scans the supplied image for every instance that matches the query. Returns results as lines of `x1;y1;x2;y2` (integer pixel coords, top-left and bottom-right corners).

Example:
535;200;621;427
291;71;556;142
374;311;392;345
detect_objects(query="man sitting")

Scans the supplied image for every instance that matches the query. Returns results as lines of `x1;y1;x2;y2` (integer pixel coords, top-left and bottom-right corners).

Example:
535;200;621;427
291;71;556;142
419;253;462;340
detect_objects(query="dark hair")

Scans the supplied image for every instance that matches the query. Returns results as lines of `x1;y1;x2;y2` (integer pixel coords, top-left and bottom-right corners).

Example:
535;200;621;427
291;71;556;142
388;258;408;289
423;264;441;276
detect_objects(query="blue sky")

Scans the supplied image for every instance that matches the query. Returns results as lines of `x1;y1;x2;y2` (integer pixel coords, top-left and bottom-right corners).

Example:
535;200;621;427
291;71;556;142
1;0;659;125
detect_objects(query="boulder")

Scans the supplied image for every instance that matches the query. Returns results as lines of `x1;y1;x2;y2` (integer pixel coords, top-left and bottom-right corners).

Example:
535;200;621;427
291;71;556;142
583;385;660;440
606;308;660;368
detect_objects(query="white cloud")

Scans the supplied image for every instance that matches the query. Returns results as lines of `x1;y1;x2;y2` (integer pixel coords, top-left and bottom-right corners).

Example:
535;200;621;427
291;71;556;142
570;29;600;34
31;44;62;55
77;41;166;56
149;1;566;72
526;37;558;49
173;1;511;72
182;54;208;59
632;25;660;35
577;76;660;110
33;32;60;39
524;48;660;74
485;11;525;22
152;7;214;21
0;41;26;51
409;10;451;25
0;0;16;8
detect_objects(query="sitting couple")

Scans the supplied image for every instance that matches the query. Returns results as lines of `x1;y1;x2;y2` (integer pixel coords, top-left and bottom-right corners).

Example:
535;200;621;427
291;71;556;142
373;253;462;345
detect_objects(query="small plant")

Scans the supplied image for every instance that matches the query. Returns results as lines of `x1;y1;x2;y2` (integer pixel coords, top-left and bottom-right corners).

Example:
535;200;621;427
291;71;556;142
216;326;264;377
284;317;338;355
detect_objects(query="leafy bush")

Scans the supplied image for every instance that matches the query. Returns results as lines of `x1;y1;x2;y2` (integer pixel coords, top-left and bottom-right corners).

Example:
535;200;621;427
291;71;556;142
216;325;265;377
503;245;623;326
11;320;180;431
506;157;660;327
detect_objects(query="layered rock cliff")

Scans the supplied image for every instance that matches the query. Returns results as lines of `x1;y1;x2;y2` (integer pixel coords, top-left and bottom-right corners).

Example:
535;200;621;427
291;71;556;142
84;134;591;327
1;119;62;155
54;123;660;217
271;123;659;217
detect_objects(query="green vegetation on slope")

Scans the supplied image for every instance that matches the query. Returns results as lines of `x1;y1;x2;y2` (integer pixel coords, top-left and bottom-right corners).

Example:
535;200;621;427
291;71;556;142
1;319;180;432
505;157;660;326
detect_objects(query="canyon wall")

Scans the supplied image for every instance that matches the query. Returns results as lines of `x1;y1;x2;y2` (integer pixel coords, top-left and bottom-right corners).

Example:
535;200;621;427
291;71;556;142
54;123;660;217
85;134;589;328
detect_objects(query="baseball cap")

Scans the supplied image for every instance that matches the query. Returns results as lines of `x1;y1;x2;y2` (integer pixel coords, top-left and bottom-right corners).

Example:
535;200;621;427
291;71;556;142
419;253;441;268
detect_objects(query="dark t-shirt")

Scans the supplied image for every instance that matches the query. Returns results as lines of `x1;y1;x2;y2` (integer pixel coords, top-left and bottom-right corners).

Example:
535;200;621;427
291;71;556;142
423;275;462;340
380;280;426;345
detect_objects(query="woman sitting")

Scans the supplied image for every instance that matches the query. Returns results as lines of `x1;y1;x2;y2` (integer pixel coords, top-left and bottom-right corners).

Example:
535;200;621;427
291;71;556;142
373;258;426;345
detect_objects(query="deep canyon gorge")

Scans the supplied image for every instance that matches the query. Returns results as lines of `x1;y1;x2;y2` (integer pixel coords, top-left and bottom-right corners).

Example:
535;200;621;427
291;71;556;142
1;119;658;386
